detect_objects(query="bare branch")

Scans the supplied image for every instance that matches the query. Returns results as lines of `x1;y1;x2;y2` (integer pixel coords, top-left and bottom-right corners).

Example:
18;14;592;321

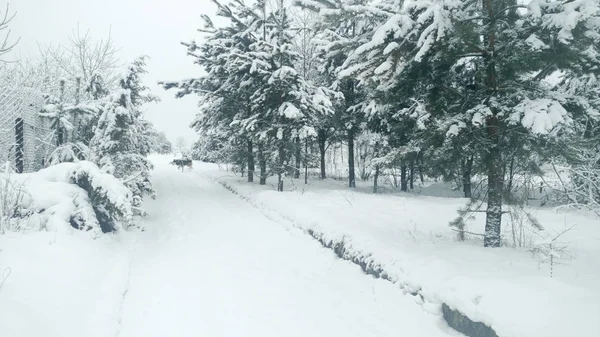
0;3;19;62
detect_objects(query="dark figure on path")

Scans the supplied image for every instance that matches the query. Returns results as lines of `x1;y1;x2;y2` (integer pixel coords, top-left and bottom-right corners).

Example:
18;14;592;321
170;158;193;171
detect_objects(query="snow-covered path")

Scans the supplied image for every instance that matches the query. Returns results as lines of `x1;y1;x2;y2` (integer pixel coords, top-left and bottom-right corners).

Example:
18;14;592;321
117;161;457;337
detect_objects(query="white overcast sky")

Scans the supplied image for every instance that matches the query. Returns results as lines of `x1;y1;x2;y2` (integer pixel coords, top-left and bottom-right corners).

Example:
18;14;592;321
7;0;218;144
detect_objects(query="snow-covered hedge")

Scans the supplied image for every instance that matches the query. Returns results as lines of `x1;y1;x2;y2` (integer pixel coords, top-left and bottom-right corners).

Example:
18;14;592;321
1;161;133;236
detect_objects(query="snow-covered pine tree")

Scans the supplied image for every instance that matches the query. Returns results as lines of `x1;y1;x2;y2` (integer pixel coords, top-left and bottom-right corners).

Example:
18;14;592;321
297;0;387;188
150;131;173;155
166;0;336;189
40;77;100;165
91;56;158;217
239;0;336;191
163;0;262;182
338;0;600;247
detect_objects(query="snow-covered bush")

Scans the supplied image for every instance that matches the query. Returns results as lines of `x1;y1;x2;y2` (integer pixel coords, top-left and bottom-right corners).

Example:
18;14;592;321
90;56;157;216
45;142;91;166
68;161;133;232
4;161;132;236
0;162;32;233
530;225;576;278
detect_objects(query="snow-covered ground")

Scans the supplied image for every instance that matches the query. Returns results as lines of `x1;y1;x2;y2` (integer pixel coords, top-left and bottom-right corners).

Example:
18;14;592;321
0;156;460;337
196;160;600;337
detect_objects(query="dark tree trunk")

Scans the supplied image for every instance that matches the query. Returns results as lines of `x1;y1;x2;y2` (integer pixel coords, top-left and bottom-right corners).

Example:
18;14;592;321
400;164;408;192
258;143;267;185
373;165;380;194
348;129;356;188
417;153;425;184
294;137;301;179
484;116;503;248
506;156;515;200
304;140;309;185
277;144;285;192
482;0;502;248
318;129;327;179
409;159;415;190
463;156;473;198
247;140;254;183
57;127;64;147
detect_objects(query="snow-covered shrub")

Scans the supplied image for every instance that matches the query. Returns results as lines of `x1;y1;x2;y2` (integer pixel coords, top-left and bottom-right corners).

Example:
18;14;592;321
90;56;157;216
45;142;91;166
68;161;133;232
191;128;236;164
0;162;32;233
98;153;154;216
5;161;133;236
530;226;575;278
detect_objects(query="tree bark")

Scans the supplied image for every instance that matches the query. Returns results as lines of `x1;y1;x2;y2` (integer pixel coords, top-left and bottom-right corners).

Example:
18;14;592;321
484;116;503;248
373;165;380;194
463;156;473;198
294;137;301;179
506;155;515;200
278;143;285;192
417;152;425;184
258;143;267;185
348;129;356;188
409;159;415;190
482;0;502;248
400;164;408;192
57;127;64;147
304;139;309;184
318;129;327;179
247;139;254;183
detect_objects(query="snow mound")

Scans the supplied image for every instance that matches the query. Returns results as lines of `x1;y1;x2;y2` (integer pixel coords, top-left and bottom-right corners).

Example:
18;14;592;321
4;161;133;236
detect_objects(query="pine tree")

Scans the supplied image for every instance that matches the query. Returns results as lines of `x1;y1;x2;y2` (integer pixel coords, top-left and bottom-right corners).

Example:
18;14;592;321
297;0;387;188
91;56;158;216
166;0;336;190
336;0;600;246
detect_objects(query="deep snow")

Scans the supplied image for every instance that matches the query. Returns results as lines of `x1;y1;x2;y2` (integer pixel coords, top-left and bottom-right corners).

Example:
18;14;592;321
197;161;600;337
0;157;459;337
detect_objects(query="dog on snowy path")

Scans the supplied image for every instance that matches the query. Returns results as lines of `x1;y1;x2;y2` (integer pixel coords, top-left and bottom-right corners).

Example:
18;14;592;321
170;159;193;171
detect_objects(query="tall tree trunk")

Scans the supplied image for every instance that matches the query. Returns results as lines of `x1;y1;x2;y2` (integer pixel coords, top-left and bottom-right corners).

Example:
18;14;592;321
304;139;309;184
294;137;301;179
506;155;515;201
247;139;254;183
417;152;425;184
409;159;415;190
57;127;65;146
484;117;503;248
258;143;267;185
400;164;408;192
278;143;285;192
348;130;356;188
482;0;502;248
463;156;473;198
318;129;327;179
373;165;380;194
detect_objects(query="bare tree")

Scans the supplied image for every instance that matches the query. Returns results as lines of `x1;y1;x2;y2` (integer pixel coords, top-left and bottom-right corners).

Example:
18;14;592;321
42;24;121;86
0;3;18;61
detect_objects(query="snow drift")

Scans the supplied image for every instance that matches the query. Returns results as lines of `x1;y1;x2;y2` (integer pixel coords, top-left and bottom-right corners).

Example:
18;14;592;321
1;161;133;236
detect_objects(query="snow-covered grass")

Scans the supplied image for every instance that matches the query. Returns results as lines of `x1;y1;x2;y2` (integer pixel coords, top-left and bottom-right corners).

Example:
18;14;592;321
197;161;600;337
